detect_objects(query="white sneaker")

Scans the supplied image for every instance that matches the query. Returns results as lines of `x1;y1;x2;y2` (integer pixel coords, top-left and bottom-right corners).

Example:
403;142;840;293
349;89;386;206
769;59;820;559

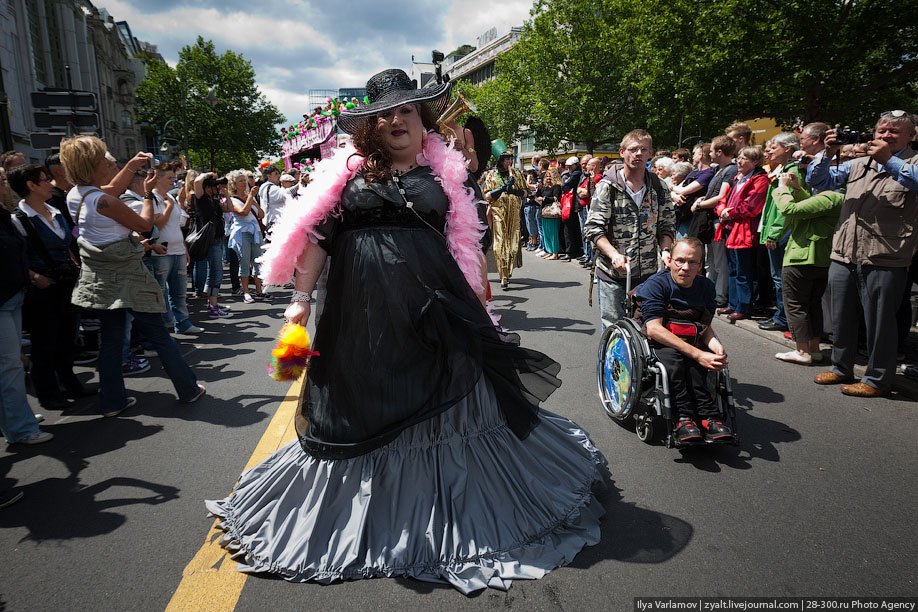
775;350;812;365
17;430;54;445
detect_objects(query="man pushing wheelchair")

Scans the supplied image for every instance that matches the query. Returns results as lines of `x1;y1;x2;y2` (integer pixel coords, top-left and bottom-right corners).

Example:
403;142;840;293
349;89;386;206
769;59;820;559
634;237;736;446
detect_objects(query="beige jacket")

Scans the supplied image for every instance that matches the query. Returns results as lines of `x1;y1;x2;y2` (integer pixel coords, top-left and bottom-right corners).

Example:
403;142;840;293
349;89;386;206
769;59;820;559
71;236;165;312
830;147;918;267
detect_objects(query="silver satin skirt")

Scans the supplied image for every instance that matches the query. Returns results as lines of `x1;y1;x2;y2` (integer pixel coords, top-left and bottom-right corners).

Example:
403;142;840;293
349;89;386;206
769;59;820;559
205;376;607;594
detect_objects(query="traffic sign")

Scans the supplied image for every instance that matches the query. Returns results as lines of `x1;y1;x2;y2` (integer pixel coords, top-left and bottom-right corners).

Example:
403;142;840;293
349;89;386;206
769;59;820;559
33;111;99;130
30;90;97;111
29;132;66;150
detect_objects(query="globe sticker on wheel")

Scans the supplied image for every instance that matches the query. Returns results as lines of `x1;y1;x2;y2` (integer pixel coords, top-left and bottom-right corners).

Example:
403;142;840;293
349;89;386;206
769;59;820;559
601;327;633;416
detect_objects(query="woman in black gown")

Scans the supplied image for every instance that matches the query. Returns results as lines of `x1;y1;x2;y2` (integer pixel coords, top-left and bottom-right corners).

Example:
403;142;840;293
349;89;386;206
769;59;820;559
207;69;607;594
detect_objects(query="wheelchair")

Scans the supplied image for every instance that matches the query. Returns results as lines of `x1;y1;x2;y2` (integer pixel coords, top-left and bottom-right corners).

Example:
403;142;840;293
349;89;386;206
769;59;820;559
595;269;738;448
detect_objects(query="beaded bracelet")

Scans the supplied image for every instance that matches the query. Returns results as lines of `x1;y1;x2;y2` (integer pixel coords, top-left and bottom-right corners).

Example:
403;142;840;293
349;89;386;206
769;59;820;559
291;290;316;304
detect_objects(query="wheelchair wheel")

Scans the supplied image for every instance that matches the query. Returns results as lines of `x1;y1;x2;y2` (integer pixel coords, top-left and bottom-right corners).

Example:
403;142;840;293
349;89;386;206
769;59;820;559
635;413;656;443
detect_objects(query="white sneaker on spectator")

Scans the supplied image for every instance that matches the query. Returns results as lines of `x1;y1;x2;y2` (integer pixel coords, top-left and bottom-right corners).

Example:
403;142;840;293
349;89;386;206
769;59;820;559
243;293;255;304
775;350;812;365
16;430;54;445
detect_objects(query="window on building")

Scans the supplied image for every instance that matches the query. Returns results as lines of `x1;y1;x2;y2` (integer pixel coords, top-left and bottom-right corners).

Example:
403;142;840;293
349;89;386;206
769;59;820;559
121;110;133;128
26;1;49;84
520;135;535;153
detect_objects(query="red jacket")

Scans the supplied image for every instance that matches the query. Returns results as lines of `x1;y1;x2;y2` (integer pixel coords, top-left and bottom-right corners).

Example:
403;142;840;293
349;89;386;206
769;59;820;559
714;169;769;248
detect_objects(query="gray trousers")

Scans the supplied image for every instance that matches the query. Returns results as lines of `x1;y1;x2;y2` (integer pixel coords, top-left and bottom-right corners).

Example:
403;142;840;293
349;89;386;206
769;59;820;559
707;240;729;304
828;261;906;391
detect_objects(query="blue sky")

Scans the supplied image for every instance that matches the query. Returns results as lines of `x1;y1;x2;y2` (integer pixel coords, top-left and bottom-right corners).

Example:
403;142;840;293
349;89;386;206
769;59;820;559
95;0;534;125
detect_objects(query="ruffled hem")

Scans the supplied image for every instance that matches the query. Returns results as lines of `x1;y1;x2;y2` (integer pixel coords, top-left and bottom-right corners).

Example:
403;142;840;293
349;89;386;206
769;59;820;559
207;482;604;594
206;380;607;595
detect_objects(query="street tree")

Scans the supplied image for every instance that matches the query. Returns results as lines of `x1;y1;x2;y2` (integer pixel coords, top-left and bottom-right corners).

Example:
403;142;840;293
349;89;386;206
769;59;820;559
472;0;918;149
471;0;649;155
135;37;284;173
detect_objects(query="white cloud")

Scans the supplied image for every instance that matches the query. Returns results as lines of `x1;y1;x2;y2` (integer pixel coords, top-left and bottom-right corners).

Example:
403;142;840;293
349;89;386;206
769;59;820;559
94;0;537;124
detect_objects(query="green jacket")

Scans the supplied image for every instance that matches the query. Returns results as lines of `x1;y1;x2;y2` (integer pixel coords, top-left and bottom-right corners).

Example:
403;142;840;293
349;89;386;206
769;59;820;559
71;236;165;312
772;187;844;268
759;160;807;244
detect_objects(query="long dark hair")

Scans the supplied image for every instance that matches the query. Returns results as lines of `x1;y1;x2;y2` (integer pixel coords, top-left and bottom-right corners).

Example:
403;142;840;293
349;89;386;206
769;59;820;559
350;104;440;184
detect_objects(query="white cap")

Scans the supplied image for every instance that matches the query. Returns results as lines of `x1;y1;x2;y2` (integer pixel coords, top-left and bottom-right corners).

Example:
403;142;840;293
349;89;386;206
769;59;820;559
280;174;296;182
565;156;579;166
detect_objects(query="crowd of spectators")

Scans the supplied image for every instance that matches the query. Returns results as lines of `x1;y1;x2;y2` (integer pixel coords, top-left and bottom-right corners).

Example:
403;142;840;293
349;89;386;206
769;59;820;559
518;114;918;398
0;138;306;454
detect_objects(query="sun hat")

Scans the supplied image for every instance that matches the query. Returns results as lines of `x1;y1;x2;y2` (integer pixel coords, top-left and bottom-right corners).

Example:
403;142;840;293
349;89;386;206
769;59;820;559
337;69;452;134
565;156;580;166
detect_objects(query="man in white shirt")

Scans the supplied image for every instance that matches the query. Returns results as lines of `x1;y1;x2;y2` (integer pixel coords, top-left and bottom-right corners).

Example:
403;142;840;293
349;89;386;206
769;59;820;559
258;166;287;227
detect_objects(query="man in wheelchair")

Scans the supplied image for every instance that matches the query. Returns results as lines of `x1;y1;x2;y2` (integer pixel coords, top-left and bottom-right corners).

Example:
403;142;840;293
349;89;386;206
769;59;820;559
634;237;735;445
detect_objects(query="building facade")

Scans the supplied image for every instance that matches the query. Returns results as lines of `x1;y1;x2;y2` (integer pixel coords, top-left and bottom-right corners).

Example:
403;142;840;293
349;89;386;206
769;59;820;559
0;0;146;162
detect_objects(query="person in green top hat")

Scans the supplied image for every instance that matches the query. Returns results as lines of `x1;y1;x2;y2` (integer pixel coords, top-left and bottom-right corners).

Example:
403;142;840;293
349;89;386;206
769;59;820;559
483;141;529;290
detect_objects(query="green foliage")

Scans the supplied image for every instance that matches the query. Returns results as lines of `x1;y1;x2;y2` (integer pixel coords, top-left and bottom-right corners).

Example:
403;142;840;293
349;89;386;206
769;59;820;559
471;0;918;149
135;37;284;173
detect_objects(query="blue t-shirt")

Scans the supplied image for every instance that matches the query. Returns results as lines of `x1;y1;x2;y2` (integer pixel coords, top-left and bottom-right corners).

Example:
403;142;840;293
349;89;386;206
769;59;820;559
635;269;716;324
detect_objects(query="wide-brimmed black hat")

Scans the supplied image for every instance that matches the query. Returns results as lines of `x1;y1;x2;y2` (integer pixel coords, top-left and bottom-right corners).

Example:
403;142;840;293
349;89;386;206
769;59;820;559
337;68;452;134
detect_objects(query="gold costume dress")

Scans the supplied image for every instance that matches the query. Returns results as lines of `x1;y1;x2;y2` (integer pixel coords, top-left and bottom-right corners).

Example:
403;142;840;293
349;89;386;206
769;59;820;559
484;167;526;280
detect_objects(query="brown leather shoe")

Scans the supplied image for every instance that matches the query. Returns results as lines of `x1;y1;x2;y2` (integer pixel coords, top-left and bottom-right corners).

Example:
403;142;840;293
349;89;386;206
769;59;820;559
813;371;855;385
841;382;890;397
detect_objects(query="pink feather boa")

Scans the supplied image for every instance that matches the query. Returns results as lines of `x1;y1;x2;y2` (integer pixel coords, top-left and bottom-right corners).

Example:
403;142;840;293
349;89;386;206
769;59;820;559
259;133;487;300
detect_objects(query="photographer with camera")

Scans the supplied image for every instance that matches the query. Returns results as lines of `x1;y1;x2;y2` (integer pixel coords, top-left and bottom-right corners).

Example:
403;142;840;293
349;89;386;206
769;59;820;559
192;172;233;318
8;164;89;410
807;111;918;397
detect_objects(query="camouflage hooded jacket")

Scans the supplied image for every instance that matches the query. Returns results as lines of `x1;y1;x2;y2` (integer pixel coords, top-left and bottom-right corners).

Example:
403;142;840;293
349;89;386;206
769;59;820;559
583;165;675;281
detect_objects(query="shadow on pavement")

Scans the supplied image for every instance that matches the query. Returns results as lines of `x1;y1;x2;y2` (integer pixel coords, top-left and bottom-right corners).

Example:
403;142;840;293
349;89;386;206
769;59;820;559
395;477;693;598
0;418;177;542
674;410;802;471
135;391;273;428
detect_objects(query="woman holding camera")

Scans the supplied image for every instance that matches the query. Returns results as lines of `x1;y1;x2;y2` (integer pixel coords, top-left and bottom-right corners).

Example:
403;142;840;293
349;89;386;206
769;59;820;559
60;136;204;417
8;164;89;409
225;170;270;303
191;172;233;318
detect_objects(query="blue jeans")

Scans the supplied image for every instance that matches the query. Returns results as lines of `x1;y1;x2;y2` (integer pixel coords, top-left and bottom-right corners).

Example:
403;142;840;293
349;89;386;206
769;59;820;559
596;275;649;331
191;260;207;294
767;235;789;325
523;206;539;245
151;254;190;327
579;207;593;259
0;291;40;442
233;232;263;278
98;308;199;414
726;247;757;314
535;209;545;250
675;217;692;240
203;241;223;297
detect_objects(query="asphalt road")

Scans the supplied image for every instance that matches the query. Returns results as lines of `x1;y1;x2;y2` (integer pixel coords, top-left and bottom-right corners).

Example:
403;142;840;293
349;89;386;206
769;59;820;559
2;252;916;612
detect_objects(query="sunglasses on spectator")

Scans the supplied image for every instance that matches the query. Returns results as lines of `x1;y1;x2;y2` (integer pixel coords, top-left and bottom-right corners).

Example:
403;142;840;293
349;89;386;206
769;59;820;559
881;110;909;118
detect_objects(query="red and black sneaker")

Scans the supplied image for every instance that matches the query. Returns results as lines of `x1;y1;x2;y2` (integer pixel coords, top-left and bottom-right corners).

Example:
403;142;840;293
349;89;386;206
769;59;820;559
700;419;734;442
674;418;703;445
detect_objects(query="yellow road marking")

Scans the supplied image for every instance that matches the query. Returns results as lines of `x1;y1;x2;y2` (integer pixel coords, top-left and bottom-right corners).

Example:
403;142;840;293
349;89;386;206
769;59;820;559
165;378;303;612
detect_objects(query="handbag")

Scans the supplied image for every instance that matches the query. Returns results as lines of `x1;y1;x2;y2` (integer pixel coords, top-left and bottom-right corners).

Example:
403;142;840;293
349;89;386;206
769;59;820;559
560;190;574;221
541;201;562;218
185;218;216;262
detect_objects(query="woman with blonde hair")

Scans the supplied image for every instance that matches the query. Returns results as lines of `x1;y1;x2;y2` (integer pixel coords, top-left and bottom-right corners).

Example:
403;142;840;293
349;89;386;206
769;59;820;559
60;136;204;417
225;169;270;303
